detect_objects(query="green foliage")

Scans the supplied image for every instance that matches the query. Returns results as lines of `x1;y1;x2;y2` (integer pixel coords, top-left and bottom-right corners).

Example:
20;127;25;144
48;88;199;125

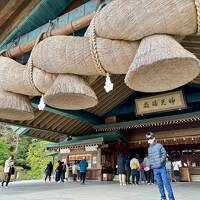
0;160;5;166
15;136;32;160
24;140;52;179
15;158;26;166
0;140;10;163
0;124;17;152
0;123;52;180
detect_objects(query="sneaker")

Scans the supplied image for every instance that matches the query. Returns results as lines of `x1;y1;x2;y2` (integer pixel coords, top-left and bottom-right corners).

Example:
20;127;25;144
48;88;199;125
123;183;126;186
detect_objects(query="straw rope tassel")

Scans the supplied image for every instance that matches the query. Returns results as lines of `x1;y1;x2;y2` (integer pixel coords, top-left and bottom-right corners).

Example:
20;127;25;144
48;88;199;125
38;95;45;110
89;3;113;93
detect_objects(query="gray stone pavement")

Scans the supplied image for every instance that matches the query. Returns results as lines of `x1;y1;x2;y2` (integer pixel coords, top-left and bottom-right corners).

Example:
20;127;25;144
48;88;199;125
0;180;199;200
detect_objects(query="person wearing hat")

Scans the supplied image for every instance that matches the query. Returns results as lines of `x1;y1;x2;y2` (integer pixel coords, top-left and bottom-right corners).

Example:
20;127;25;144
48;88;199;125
145;132;175;200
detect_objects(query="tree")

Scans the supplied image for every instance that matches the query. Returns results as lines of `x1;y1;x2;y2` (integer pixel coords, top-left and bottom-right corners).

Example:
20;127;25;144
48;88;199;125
0;123;17;152
25;140;52;179
15;136;32;159
14;136;32;167
0;140;10;165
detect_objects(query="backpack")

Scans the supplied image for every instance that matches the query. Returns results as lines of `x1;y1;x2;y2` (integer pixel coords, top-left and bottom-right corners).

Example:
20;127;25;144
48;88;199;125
9;166;15;175
131;162;139;169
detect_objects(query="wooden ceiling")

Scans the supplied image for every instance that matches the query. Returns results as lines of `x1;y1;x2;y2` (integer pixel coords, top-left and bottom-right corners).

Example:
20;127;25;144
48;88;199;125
0;0;40;43
0;74;134;141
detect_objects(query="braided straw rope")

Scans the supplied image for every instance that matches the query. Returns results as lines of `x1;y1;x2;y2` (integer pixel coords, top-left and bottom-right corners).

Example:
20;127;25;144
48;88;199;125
27;54;42;95
89;4;107;76
27;32;45;95
195;0;200;35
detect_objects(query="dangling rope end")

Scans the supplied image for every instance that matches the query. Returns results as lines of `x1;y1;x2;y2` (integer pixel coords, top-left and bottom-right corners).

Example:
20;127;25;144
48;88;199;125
104;73;113;93
38;96;45;110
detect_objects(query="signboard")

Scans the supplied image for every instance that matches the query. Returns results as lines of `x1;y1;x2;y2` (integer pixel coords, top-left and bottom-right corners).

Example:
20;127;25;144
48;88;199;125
60;148;70;154
135;91;186;115
85;145;98;152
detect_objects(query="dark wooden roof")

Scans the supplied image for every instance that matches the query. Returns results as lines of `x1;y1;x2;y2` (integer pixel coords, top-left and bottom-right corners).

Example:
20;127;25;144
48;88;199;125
0;0;40;43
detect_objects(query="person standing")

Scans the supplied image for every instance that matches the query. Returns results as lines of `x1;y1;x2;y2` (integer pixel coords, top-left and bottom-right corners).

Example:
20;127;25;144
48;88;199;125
130;155;140;185
144;156;154;184
145;132;175;200
166;157;173;182
65;163;70;181
44;161;53;182
79;157;88;184
1;155;15;188
55;160;63;182
125;156;131;184
60;162;66;182
172;160;182;182
72;161;79;182
117;153;126;186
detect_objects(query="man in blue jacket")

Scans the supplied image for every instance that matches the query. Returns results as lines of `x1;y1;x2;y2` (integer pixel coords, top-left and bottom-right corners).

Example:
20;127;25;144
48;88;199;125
145;132;175;200
79;156;88;184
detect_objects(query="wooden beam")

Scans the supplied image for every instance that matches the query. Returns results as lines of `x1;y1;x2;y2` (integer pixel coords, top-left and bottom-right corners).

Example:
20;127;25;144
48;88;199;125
3;13;94;57
0;0;26;27
16;127;30;136
1;0;112;57
0;0;40;43
0;119;66;135
31;97;103;125
94;110;200;131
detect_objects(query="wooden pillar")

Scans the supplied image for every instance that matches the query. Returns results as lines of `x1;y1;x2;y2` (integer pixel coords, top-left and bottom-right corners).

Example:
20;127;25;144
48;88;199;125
97;147;102;181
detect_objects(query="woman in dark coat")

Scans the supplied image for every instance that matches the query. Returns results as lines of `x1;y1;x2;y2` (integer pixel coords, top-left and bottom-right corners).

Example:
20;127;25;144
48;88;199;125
45;161;53;182
117;153;126;186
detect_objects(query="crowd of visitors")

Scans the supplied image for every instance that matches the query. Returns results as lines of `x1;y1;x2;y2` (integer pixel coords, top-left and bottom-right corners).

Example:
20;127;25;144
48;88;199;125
117;153;155;186
1;132;182;200
116;132;176;200
44;156;88;184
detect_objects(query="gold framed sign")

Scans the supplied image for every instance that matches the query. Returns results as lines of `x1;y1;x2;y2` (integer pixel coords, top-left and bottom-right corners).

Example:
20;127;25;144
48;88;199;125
135;91;186;115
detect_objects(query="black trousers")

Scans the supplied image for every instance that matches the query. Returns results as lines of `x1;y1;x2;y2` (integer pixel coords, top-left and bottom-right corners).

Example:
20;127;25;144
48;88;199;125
55;171;61;182
131;170;139;185
45;174;51;182
73;174;77;181
2;173;11;187
126;170;131;184
80;172;86;183
146;170;154;183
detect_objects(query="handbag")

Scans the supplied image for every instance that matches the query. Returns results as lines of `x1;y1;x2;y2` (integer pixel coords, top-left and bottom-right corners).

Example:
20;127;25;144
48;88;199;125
9;166;15;175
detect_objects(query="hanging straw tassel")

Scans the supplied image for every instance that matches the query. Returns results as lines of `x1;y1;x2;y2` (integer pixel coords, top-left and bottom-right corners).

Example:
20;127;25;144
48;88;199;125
43;74;98;110
104;73;113;93
125;34;200;93
0;89;34;121
38;95;46;110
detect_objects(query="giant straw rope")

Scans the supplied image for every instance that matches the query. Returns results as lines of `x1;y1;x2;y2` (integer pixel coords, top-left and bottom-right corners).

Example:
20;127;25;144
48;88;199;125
1;0;200;120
